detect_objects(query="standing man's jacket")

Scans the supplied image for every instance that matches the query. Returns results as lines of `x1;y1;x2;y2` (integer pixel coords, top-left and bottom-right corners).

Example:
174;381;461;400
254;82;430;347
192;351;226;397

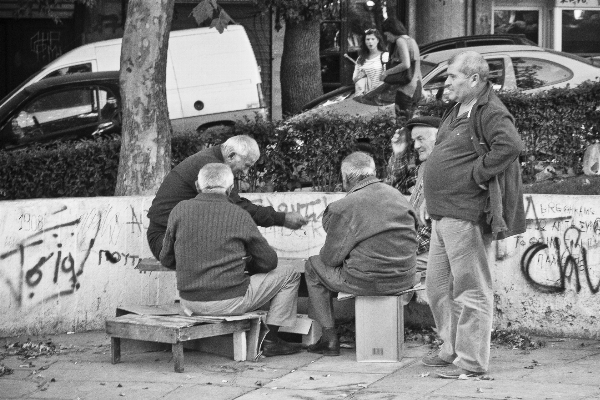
440;82;526;240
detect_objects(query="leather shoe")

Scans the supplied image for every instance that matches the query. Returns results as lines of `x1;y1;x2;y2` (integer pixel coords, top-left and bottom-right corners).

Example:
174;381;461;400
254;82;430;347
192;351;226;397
261;338;302;357
307;336;340;356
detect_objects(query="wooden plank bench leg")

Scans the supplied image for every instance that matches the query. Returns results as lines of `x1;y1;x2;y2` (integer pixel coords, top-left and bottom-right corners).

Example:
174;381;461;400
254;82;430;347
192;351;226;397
111;337;121;364
233;331;247;361
246;317;261;361
172;343;184;373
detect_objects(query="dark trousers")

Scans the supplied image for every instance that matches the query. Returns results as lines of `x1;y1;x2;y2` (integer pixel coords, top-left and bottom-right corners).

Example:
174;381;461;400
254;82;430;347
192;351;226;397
304;255;414;329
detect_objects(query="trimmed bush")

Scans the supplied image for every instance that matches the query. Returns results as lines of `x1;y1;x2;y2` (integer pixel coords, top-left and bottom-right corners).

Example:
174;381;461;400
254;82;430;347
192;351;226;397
1;81;599;200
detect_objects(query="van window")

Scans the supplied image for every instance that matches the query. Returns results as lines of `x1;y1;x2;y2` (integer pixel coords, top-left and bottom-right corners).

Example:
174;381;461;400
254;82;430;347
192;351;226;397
43;63;93;79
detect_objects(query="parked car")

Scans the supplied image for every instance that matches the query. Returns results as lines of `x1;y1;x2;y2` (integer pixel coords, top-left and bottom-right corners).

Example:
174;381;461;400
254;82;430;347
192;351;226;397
301;45;600;118
419;34;537;55
0;72;122;151
1;26;266;136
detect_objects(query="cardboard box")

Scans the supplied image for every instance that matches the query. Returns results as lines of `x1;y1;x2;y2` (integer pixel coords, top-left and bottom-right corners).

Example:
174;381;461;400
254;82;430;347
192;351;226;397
280;314;321;346
355;296;404;362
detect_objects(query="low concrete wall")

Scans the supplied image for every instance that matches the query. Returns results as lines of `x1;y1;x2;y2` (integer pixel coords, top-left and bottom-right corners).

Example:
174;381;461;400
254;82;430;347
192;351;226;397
1;193;599;338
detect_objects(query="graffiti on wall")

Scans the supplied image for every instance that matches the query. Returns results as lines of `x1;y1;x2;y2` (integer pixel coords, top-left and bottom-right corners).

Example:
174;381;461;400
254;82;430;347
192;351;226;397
0;204;145;308
30;31;62;62
519;196;600;294
250;194;338;256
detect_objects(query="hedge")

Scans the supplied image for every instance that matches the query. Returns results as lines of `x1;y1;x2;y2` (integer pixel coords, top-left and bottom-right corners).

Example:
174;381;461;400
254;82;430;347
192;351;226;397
1;81;599;200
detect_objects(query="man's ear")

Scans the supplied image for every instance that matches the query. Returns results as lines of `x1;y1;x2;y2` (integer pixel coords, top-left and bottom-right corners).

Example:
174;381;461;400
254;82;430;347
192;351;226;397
195;181;201;193
470;73;479;87
226;184;234;197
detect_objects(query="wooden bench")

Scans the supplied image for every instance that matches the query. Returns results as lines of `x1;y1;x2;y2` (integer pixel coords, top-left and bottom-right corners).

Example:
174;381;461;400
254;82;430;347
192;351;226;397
105;305;262;372
338;286;425;363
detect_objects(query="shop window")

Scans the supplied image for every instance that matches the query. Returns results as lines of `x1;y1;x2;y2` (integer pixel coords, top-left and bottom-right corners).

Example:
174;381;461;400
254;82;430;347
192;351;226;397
494;9;540;45
561;10;600;56
320;0;400;92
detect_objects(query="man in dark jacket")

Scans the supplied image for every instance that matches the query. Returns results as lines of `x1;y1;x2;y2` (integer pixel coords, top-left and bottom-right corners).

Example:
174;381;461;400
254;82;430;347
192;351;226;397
160;163;301;357
422;51;525;378
304;152;418;356
147;135;308;261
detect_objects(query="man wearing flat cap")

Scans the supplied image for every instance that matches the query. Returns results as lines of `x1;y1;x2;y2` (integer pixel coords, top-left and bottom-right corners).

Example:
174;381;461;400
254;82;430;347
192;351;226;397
387;116;440;286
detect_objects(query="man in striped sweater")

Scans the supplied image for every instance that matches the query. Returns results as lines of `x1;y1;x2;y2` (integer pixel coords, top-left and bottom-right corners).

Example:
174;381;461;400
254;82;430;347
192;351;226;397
159;163;302;357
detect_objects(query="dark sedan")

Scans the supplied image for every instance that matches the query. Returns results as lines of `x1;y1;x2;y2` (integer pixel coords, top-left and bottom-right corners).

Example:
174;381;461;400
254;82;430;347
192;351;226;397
0;71;121;151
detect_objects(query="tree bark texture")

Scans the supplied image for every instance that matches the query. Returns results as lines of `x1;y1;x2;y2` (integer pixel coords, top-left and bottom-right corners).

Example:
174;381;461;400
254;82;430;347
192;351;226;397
115;0;174;196
280;19;323;116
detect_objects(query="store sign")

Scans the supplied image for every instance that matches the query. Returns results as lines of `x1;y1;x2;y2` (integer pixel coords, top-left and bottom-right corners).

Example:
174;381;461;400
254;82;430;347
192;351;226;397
556;0;600;8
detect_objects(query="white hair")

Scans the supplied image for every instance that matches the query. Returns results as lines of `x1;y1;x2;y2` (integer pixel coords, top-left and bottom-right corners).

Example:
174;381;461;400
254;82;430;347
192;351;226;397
449;50;489;82
341;152;376;183
197;163;234;193
221;135;260;162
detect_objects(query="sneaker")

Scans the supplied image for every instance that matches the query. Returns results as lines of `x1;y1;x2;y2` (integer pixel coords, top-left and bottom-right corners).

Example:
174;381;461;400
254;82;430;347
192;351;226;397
422;354;452;367
435;365;485;379
261;338;302;357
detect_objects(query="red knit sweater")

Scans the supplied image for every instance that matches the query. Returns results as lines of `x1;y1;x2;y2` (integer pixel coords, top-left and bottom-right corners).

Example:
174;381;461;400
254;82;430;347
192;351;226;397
159;193;278;301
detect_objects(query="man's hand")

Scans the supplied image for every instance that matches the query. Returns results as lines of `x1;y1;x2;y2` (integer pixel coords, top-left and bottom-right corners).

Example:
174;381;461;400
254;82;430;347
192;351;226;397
391;128;409;155
284;212;309;230
418;199;430;226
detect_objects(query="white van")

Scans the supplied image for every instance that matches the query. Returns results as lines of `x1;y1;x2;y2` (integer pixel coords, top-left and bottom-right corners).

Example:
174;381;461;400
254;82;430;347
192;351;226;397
3;26;266;135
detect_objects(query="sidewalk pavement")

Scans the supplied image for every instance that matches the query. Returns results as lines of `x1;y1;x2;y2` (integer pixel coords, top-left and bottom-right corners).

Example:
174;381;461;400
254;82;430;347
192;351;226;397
1;330;599;400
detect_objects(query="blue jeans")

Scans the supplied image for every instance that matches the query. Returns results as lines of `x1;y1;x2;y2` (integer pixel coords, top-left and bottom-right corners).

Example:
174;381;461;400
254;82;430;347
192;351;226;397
426;218;493;373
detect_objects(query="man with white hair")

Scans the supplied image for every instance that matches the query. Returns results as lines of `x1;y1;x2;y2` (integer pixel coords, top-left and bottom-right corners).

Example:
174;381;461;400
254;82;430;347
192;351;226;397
304;152;418;356
422;51;525;378
147;135;308;261
160;163;302;357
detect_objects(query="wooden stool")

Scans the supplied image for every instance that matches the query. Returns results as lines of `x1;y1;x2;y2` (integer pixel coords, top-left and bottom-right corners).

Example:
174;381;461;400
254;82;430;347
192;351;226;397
106;312;261;372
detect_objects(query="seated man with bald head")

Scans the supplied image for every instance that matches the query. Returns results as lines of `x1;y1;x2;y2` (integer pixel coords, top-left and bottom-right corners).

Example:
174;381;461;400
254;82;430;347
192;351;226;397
304;152;418;356
160;163;302;357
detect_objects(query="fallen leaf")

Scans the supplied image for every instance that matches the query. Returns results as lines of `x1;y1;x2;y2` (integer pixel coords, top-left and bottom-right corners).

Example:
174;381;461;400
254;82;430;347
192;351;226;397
309;377;315;380
477;387;484;393
117;383;123;388
419;372;430;378
255;381;263;387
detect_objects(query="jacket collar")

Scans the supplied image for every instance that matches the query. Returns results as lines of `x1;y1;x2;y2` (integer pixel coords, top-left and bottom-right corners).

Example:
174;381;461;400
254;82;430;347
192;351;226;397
346;176;381;196
442;82;494;122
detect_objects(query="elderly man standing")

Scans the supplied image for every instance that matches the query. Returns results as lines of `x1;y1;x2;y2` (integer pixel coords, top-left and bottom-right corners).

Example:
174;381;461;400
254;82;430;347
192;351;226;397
159;163;302;357
422;51;525;378
387;116;440;287
147;135;308;260
304;152;418;356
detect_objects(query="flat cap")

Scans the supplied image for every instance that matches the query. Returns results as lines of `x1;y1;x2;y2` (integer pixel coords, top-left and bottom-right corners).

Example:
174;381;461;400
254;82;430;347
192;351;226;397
406;116;441;130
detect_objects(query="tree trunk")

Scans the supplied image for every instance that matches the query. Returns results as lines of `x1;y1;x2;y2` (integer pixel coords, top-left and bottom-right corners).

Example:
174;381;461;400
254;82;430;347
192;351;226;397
115;0;174;196
280;19;323;116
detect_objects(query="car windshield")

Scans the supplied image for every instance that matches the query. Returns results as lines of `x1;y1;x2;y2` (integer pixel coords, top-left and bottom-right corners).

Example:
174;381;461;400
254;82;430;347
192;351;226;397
353;60;439;106
0;71;40;105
